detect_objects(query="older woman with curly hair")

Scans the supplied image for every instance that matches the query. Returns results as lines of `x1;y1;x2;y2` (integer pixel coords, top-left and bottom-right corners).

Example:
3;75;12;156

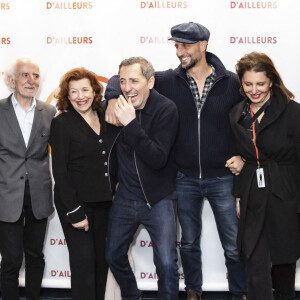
50;68;112;300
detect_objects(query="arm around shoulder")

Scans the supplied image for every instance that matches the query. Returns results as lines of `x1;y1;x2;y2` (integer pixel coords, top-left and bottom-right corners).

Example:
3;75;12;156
104;75;123;126
104;75;121;100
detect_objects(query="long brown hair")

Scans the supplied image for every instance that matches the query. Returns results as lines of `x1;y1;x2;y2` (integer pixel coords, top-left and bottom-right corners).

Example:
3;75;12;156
56;67;104;111
236;52;294;101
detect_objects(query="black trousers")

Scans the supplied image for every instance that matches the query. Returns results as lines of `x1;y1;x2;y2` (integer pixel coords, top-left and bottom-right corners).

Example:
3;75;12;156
244;226;296;300
56;201;111;300
0;180;48;300
272;264;296;299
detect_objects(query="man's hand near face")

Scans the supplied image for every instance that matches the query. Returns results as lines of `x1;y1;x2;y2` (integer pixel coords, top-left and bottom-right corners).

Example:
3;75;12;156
114;95;136;126
105;98;123;126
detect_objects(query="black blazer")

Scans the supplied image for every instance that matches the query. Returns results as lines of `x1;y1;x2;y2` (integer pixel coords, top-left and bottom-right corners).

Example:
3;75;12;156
229;88;300;264
50;108;112;224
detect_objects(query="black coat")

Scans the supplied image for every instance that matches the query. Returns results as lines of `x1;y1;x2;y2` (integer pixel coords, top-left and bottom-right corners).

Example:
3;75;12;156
107;89;179;207
229;88;300;264
50;108;112;224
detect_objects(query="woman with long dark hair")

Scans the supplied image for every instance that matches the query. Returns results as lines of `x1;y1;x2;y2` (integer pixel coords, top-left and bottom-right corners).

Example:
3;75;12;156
228;52;300;299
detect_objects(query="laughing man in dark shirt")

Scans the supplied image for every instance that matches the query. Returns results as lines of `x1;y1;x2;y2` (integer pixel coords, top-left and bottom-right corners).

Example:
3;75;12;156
105;56;179;300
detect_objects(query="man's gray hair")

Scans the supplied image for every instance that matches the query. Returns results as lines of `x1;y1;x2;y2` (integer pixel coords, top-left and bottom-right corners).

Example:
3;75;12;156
3;58;40;92
118;56;155;80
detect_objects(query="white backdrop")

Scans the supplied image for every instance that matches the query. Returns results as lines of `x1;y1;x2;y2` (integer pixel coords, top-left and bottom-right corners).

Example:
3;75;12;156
1;0;300;291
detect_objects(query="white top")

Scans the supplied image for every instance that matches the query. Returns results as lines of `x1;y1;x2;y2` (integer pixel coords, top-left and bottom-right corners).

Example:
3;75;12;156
11;94;36;147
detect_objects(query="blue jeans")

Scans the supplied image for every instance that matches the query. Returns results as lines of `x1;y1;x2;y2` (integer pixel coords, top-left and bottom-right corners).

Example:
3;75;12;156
176;173;247;296
106;195;178;300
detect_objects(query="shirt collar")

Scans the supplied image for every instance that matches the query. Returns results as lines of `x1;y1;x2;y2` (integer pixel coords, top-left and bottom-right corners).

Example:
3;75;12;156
11;94;36;112
186;65;215;80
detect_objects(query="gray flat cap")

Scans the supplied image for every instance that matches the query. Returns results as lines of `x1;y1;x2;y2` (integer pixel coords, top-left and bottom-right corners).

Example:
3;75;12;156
168;22;210;44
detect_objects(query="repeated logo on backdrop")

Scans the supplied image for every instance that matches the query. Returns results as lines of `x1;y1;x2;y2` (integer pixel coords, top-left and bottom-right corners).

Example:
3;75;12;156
50;238;67;246
0;2;9;9
46;36;93;45
140;272;159;280
140;0;187;9
51;270;71;278
230;36;277;44
139;272;185;280
140;36;172;44
229;1;277;9
139;239;181;248
0;37;10;45
229;1;278;45
46;1;93;9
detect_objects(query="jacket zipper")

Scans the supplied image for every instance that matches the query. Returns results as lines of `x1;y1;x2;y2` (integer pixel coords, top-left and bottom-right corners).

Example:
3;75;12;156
198;109;201;178
134;111;151;208
180;76;203;178
134;152;151;209
180;75;224;178
197;77;223;178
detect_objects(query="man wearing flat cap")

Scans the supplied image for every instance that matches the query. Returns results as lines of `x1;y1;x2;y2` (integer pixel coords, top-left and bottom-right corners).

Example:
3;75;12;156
105;22;247;300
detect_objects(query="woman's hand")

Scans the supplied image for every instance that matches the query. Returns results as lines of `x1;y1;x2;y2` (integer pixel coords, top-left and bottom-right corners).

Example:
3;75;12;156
236;198;240;219
225;156;245;175
72;218;89;231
